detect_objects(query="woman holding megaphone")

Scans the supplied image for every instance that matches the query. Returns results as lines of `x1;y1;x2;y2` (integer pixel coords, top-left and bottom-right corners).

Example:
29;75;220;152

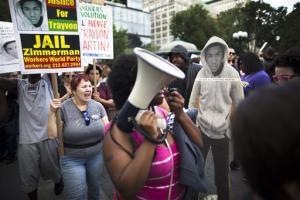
103;52;206;200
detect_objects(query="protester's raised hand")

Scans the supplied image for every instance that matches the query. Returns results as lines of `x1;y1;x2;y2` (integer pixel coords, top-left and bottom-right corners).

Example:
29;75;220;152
93;91;101;102
166;90;184;115
50;98;61;112
66;86;72;96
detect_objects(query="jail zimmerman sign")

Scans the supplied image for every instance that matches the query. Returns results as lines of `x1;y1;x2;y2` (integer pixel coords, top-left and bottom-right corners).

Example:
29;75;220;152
21;34;80;70
8;0;82;74
79;3;113;65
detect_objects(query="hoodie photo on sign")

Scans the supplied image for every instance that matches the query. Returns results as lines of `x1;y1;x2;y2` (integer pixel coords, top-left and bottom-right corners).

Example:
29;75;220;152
14;0;49;31
0;40;19;64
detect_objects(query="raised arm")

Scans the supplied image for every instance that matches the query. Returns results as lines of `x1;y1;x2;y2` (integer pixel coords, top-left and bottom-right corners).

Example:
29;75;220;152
168;90;203;148
47;99;62;139
93;91;115;108
103;111;159;199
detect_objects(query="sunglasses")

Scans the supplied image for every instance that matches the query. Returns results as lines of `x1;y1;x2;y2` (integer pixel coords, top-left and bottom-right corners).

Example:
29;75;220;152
229;52;236;55
82;111;90;126
272;74;295;82
65;74;75;78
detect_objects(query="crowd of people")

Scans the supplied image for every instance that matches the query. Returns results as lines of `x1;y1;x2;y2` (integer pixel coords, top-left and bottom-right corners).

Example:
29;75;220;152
1;35;300;200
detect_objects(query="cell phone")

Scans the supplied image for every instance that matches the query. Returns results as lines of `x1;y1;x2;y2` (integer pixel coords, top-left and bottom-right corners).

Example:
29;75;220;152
168;88;178;93
164;87;177;97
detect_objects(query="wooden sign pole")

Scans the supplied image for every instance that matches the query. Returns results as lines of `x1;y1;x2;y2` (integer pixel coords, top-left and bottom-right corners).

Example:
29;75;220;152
50;73;64;155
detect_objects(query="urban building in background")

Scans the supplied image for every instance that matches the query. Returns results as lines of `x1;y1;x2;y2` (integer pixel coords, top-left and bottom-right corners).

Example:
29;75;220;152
106;0;151;45
93;0;249;48
143;0;248;48
143;0;199;48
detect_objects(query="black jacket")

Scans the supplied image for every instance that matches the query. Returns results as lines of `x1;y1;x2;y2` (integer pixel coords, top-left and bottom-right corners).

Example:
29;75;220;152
169;46;202;108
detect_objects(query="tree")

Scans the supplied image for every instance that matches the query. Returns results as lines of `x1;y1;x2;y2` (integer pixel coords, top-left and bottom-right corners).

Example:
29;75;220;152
170;4;220;50
142;43;159;53
128;33;142;48
217;1;287;53
113;25;129;59
239;1;286;51
217;7;241;49
278;3;300;52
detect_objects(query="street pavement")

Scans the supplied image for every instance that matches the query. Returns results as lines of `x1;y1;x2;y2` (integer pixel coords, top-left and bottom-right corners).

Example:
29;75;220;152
0;143;252;200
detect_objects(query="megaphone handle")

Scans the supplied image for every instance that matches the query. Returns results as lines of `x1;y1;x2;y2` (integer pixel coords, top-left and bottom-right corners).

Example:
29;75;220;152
116;101;140;133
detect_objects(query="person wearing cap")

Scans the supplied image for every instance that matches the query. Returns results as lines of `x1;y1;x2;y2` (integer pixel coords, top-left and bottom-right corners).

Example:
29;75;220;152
168;45;202;108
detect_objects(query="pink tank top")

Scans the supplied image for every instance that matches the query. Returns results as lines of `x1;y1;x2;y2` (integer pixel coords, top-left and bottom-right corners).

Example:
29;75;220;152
114;107;186;200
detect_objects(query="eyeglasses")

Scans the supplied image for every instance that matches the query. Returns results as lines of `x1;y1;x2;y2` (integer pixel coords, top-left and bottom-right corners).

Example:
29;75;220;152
65;74;75;78
82;111;90;126
229;52;236;55
272;74;295;82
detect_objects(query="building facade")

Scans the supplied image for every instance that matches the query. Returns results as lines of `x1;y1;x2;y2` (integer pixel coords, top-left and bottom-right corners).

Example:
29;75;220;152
143;0;199;48
144;0;249;48
106;0;151;45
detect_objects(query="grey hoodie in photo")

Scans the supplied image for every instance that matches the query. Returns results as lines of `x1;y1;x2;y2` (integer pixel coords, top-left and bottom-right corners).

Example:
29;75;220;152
14;0;49;31
189;36;244;139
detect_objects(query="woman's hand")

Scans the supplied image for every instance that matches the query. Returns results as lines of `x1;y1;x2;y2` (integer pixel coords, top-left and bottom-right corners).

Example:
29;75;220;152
166;90;185;118
138;111;159;139
93;91;101;102
50;98;61;112
66;86;72;96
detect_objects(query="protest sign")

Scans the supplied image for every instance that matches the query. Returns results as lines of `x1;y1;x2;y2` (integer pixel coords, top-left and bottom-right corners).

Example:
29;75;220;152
79;3;113;66
8;0;82;74
0;21;20;74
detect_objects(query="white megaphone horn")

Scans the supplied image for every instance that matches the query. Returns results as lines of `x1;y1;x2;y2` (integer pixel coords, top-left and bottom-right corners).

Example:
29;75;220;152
116;47;185;133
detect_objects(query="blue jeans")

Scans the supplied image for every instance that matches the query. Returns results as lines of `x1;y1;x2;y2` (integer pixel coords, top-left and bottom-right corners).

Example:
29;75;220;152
61;153;103;200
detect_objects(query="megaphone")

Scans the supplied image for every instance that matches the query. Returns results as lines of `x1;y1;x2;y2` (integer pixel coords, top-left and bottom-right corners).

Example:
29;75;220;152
116;47;185;133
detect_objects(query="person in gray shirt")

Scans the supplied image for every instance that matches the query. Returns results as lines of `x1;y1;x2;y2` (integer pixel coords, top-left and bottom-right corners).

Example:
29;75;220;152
0;73;63;200
48;74;108;200
189;36;244;200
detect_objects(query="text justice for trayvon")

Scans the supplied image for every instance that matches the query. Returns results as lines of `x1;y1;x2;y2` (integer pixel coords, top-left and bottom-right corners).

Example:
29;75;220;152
47;0;75;6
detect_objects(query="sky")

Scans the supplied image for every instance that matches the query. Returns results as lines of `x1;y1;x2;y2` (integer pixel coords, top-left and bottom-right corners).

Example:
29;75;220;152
202;0;299;13
259;0;299;13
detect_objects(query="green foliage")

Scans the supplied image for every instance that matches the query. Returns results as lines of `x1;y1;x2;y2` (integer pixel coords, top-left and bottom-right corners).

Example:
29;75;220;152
217;7;241;48
278;3;300;52
170;4;220;50
217;1;287;53
142;43;159;52
240;1;286;50
113;25;129;59
128;33;142;48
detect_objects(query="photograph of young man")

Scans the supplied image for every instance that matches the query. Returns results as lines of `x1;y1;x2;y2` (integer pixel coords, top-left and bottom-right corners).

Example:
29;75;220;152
15;0;48;31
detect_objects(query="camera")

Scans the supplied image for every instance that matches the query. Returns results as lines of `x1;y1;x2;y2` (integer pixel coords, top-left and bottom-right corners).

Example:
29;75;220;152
168;88;178;93
164;87;177;97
